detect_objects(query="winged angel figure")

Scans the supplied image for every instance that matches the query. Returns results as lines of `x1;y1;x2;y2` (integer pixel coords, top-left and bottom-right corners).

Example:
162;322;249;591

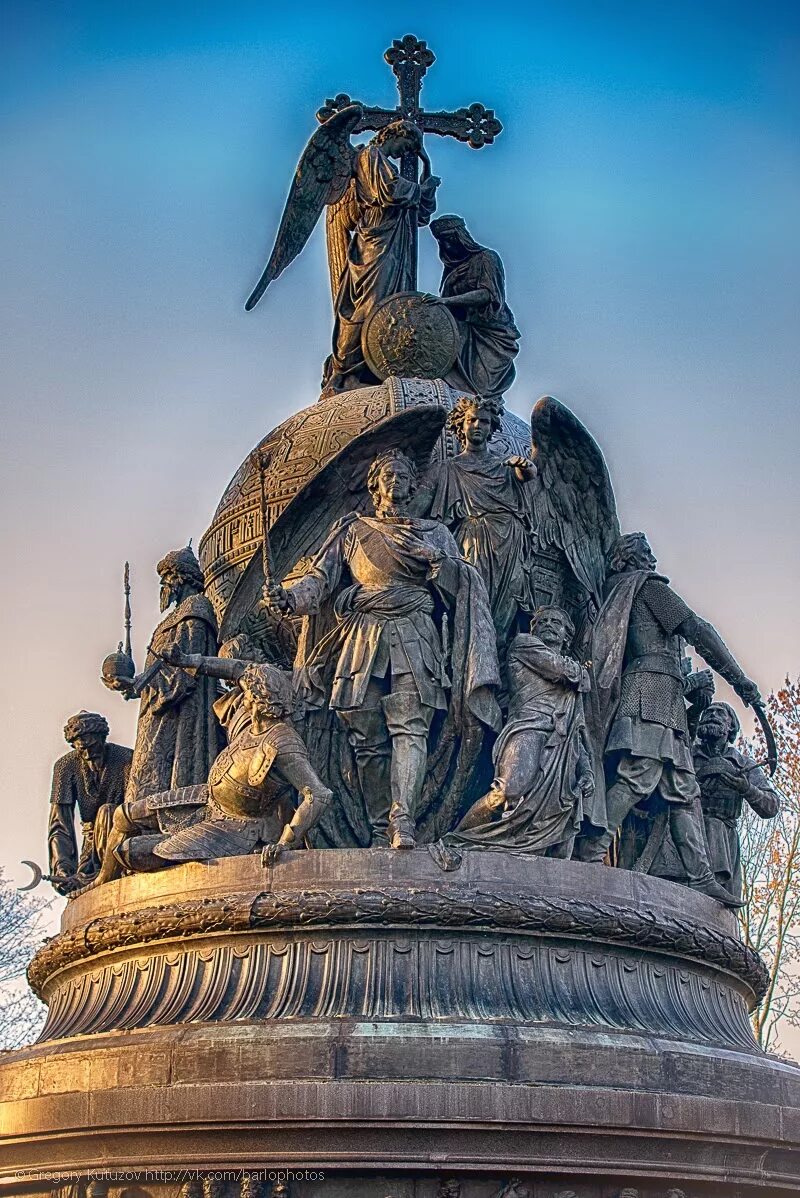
246;104;440;395
529;395;620;646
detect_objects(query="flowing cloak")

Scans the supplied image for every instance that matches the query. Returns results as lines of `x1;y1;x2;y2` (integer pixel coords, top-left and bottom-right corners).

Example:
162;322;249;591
327;143;437;383
424;452;533;646
440;247;520;401
649;743;778;894
48;743;132;878
291;513;502;842
125;593;222;803
445;635;592;854
583;569;654;831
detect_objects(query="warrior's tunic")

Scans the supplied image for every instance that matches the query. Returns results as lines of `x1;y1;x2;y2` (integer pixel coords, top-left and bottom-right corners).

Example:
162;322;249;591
48;743;132;880
292;515;469;713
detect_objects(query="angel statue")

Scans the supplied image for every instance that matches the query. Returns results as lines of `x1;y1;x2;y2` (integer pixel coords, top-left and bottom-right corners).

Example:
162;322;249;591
528;395;620;652
245;104;440;396
415;393;537;650
416;394;620;660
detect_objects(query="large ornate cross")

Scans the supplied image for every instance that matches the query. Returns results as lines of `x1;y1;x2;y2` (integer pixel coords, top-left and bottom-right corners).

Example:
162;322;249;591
316;34;503;287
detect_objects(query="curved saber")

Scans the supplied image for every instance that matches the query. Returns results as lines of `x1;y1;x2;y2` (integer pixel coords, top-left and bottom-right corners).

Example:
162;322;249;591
751;701;778;776
17;860;44;891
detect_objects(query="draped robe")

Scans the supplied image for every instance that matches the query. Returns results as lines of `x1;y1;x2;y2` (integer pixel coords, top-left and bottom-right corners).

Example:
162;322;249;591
325;143;437;389
440;247;520;401
125;593;222;803
425;451;534;648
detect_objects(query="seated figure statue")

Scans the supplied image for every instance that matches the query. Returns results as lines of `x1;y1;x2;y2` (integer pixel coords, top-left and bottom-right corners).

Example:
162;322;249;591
78;663;333;890
447;605;594;858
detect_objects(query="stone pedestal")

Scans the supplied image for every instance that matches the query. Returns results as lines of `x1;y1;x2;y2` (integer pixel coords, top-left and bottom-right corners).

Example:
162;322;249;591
1;851;798;1195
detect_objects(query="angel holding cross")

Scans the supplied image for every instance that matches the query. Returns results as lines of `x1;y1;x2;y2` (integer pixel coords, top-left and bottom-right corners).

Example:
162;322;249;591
321;117;440;394
245;35;503;394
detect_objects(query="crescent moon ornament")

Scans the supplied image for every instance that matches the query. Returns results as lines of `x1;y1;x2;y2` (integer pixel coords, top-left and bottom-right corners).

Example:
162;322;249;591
17;860;43;891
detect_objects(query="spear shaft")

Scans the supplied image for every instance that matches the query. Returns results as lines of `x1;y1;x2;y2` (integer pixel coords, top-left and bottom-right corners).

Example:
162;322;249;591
258;451;274;589
123;561;132;658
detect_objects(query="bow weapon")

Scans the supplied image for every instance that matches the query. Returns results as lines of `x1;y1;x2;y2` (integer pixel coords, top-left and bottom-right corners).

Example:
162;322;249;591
749;700;778;776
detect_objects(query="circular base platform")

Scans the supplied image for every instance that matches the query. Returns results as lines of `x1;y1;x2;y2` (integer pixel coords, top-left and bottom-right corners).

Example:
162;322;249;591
2;851;798;1195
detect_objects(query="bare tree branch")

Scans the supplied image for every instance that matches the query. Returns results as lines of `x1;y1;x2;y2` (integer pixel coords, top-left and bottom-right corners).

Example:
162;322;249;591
739;676;800;1050
0;868;49;1049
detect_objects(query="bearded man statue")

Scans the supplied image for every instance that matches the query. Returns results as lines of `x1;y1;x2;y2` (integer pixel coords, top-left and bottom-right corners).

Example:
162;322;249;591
105;546;221;803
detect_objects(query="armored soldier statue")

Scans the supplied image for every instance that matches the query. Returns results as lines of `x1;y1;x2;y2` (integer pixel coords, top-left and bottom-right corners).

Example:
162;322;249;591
650;702;779;901
450;606;595;858
104;546;222;803
416;393;536;648
694;702;779;898
266;447;500;850
47;711;131;894
576;532;762;907
81;663;332;889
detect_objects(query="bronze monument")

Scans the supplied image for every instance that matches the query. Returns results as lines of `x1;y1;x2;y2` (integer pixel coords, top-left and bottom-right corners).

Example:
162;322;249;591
2;30;798;1198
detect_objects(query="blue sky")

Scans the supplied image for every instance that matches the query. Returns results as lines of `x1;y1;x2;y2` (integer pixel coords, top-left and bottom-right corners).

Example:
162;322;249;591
1;2;798;920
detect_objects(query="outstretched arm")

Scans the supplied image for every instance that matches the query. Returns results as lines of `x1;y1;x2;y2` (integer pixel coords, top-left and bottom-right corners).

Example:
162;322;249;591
677;613;761;705
512;642;590;690
160;646;246;682
266;521;348;616
439;288;491;310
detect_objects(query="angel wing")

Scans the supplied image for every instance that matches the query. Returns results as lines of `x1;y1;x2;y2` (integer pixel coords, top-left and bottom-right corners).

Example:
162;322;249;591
530;395;620;610
325;178;359;301
245;103;363;311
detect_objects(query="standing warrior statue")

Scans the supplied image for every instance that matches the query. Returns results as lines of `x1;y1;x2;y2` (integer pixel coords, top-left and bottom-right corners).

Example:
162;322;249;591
576;532;763;906
103;547;221;803
47;712;132;894
266;448;500;849
648;702;779;902
429;214;520;401
245;35;503;394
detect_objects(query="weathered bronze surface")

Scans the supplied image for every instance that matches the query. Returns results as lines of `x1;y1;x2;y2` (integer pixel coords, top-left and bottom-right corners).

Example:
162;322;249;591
47;711;132;894
362;291;460;381
246;35;502;393
575;533;765;908
103;546;222;806
10;29;798;1197
430;214;520;401
645;701;779;901
4;853;800;1191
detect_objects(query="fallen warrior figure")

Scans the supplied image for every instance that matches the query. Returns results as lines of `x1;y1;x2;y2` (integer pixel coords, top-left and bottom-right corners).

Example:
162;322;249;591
74;661;333;891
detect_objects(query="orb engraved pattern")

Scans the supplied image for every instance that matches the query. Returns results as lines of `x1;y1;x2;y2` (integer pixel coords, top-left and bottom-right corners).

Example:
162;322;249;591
362;292;460;381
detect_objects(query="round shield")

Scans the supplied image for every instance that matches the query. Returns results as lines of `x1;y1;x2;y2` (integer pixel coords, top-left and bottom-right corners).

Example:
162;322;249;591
362;291;460;381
